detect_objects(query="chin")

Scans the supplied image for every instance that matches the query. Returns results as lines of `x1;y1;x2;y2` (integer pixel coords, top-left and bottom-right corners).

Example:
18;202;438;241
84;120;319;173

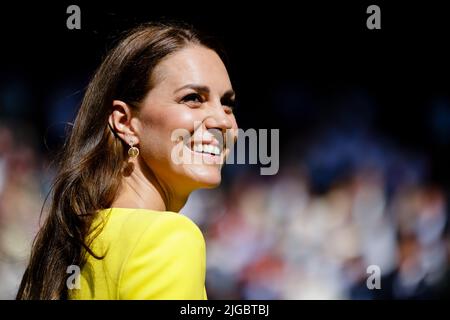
198;178;222;189
184;165;223;189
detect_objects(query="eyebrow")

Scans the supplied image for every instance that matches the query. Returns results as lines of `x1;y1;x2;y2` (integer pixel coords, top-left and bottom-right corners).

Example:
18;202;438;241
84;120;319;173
174;84;235;99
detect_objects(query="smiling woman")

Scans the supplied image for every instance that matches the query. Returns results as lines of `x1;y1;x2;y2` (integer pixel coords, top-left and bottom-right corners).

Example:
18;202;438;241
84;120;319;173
16;22;238;300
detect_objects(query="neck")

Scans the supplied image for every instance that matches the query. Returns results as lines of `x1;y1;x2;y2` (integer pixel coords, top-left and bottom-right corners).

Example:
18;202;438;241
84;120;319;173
111;159;188;213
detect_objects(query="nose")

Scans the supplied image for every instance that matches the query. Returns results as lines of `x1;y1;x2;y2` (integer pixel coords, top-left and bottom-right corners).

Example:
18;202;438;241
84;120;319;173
203;101;233;132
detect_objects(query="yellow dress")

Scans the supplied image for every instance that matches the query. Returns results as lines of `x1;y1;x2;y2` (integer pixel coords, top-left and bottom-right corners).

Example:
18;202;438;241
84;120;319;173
68;207;207;300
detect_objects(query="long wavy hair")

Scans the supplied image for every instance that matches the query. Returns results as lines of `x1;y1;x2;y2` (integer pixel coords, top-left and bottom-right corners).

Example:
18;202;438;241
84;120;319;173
16;22;216;300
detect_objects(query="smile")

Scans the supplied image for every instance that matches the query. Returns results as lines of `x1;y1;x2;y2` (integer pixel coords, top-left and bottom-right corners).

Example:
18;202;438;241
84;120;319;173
183;140;225;164
192;143;221;156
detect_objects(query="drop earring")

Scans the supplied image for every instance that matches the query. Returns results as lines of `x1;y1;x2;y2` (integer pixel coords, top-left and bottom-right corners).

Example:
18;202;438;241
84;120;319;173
128;137;139;158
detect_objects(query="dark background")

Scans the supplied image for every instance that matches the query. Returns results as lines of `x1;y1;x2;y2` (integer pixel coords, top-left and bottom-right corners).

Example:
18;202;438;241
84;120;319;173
0;1;449;299
1;1;450;187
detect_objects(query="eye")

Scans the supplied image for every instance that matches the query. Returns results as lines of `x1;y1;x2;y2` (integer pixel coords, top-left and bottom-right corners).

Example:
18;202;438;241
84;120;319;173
181;93;203;105
221;97;236;114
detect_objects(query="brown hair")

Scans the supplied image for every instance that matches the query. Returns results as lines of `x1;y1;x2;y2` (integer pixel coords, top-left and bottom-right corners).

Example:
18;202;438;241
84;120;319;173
16;22;213;299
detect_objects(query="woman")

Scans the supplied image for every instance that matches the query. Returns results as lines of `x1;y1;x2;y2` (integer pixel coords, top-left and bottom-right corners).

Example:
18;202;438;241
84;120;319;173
16;22;238;300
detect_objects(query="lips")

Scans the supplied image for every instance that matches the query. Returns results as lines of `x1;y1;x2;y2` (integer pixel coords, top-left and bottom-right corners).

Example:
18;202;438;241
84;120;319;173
183;138;225;165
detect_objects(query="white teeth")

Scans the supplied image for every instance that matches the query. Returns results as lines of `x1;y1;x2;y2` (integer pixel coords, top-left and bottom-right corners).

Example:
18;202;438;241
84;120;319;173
194;144;203;153
192;143;221;155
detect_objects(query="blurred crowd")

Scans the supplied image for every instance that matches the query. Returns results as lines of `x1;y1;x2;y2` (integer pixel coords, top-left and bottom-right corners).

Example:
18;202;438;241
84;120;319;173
0;119;449;299
184;173;450;299
182;128;450;300
0;124;47;299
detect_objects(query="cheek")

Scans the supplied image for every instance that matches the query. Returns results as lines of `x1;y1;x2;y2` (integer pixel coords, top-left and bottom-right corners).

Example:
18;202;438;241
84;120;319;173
169;108;200;133
139;106;201;154
155;107;200;138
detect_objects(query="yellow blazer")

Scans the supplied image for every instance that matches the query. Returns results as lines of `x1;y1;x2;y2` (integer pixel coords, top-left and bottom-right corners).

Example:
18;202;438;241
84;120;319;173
68;207;207;300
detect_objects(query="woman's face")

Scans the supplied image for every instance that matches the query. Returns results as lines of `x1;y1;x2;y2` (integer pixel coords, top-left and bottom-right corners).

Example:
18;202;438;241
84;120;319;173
134;45;238;195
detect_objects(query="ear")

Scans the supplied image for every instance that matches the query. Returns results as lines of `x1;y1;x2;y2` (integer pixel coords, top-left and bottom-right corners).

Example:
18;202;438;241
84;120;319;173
108;100;139;145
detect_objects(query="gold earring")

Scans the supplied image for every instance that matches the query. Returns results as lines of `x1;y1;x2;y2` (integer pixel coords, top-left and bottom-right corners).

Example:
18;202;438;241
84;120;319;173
128;137;139;158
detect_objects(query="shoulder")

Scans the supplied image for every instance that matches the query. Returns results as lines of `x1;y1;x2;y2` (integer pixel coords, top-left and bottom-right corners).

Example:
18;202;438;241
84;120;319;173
99;207;205;247
93;208;206;272
127;209;205;259
99;207;206;264
111;209;206;299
